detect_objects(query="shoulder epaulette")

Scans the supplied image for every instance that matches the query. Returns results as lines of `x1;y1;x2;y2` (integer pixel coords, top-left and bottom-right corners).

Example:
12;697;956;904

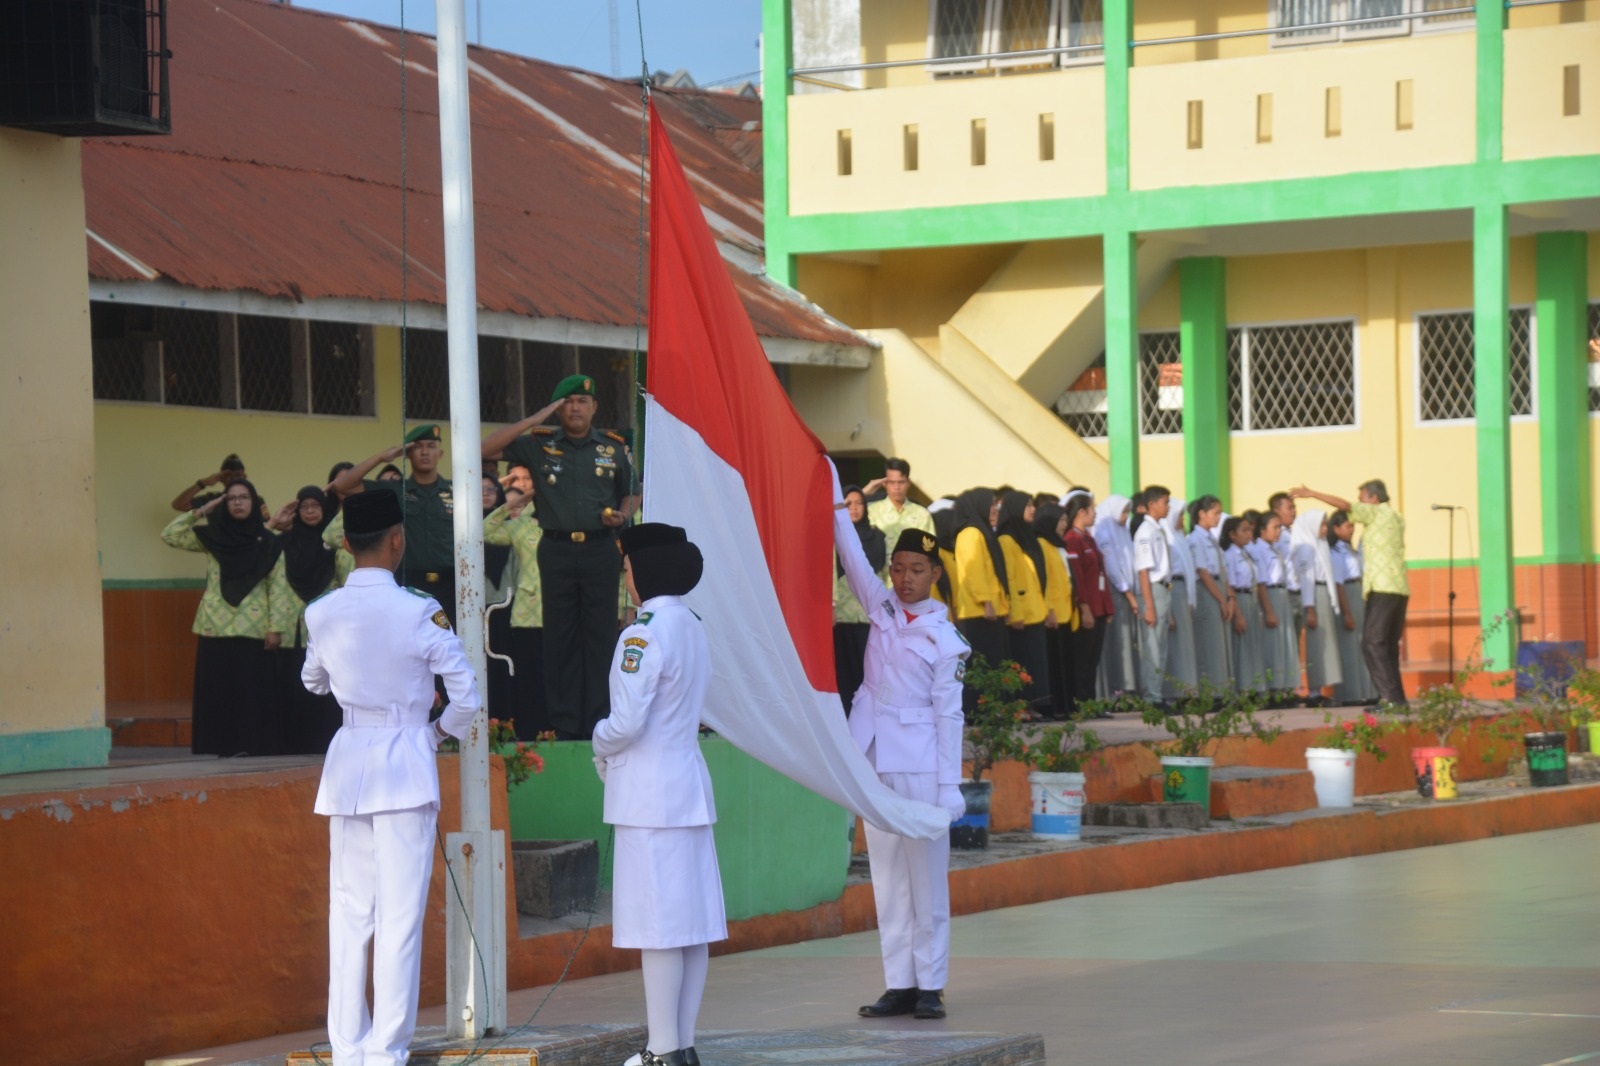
604;431;627;445
402;586;430;598
531;426;556;436
636;611;654;625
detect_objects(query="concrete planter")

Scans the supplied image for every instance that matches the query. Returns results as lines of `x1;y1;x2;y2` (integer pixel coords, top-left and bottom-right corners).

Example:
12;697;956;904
511;838;599;919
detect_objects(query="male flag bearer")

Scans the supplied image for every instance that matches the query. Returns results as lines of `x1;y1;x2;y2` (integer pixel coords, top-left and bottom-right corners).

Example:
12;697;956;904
302;489;480;1066
831;464;970;1021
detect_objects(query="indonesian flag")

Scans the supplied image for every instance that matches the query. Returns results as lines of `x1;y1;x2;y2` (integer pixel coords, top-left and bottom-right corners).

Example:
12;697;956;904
644;103;946;841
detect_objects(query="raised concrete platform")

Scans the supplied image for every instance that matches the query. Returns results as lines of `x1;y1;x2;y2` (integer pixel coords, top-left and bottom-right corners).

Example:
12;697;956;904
247;1024;1046;1066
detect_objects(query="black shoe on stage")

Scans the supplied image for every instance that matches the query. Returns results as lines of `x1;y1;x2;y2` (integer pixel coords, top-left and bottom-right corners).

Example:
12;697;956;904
680;1049;700;1066
858;988;919;1017
912;989;946;1019
640;1050;688;1066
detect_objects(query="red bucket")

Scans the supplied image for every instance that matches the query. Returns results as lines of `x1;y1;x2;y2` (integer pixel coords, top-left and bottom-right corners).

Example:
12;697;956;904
1410;746;1459;800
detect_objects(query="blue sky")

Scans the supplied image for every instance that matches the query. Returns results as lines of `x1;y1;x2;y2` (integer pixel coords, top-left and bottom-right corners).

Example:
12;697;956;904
293;0;764;87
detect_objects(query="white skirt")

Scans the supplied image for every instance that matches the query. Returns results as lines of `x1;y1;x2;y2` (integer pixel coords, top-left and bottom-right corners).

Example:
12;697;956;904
611;824;728;949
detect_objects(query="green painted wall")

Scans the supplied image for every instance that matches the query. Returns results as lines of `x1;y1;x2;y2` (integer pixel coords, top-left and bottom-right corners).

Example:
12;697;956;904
506;737;851;921
0;727;112;776
1534;232;1592;564
1104;231;1139;495
1179;257;1229;504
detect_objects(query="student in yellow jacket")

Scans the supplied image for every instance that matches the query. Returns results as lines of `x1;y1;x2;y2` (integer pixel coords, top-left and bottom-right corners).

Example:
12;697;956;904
995;491;1052;716
949;488;1009;673
1032;501;1079;720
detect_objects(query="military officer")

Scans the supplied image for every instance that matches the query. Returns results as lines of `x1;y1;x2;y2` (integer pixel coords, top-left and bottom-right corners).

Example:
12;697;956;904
831;464;969;1022
302;489;480;1066
331;424;459;625
482;375;638;739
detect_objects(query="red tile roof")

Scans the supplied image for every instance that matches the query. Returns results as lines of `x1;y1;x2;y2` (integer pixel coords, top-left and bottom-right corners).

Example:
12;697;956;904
81;0;866;350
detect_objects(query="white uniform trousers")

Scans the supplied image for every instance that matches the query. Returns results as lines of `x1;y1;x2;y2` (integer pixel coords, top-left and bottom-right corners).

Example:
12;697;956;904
864;770;951;992
328;803;437;1066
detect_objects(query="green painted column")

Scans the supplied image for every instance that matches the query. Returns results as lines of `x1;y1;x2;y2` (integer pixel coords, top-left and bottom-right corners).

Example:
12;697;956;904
1179;257;1230;504
1103;0;1131;196
1476;0;1504;164
761;0;795;288
1104;230;1139;495
1473;204;1515;667
1535;232;1592;563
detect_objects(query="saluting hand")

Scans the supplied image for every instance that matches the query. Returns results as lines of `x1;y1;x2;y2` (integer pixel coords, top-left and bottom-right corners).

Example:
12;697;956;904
380;443;406;463
270;501;297;531
197;494;226;516
861;477;888;497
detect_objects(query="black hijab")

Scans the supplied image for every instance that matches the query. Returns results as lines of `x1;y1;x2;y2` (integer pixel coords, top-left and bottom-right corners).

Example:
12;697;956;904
192;478;283;607
1033;501;1066;550
482;477;511;587
281;485;337;605
838;486;886;579
932;507;957;604
952;487;1007;592
997;489;1049;593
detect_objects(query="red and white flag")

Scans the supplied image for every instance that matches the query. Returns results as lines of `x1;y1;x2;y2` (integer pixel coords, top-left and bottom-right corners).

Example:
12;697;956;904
643;103;946;840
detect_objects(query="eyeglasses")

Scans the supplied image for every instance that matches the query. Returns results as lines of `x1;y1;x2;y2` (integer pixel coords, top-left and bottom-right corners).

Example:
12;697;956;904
225;494;253;503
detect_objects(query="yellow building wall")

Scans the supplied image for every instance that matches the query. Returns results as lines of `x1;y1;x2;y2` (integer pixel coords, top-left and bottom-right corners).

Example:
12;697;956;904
94;325;468;581
1503;21;1600;162
1130;32;1476;190
0;130;107;749
1130;0;1272;67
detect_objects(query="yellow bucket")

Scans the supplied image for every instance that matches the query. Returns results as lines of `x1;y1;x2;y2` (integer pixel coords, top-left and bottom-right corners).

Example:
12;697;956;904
1411;747;1459;801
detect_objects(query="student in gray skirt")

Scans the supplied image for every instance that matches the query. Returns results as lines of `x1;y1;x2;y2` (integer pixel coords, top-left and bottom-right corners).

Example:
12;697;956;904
1328;511;1377;705
1290;509;1343;708
1162;499;1199;701
1249;511;1299;707
1223;515;1268;695
1185;496;1234;696
1092;495;1140;698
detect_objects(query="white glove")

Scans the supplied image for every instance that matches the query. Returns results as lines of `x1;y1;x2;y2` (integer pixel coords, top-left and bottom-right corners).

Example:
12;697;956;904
592;755;608;783
937;785;966;823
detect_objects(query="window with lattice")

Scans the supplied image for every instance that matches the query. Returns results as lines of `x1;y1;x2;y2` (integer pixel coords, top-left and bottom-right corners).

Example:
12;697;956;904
1416;308;1534;423
402;329;451;421
514;341;637;432
1055;353;1108;438
238;315;294;412
309;322;370;416
1139;331;1183;436
928;0;1103;74
1270;0;1469;46
1227;321;1356;432
1588;303;1599;415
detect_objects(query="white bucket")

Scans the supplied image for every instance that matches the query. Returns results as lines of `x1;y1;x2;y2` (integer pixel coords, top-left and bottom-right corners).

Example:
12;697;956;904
1028;771;1087;840
1305;747;1357;808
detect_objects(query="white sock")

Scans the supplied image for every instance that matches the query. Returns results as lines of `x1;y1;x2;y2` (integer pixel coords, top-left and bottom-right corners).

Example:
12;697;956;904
639;947;683;1055
676;943;709;1049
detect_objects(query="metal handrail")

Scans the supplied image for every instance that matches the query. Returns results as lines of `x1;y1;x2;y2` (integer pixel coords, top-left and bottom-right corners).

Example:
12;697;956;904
1133;5;1476;48
792;41;1105;77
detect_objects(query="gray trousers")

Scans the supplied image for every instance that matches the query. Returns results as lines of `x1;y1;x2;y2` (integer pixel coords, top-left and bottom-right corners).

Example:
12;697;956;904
1362;592;1409;705
1137;581;1172;703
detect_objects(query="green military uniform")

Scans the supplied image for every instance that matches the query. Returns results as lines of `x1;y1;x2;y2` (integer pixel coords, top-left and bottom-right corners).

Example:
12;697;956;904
369;424;458;623
501;375;633;738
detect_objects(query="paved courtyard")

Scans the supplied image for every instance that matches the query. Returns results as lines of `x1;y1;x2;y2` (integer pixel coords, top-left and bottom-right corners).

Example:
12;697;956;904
177;822;1600;1066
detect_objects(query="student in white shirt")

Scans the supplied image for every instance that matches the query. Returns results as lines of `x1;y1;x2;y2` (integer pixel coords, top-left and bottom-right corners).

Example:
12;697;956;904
1185;496;1234;693
1223;514;1267;694
1249;512;1299;706
1328;511;1377;705
1132;486;1174;706
1290;509;1344;708
1161;499;1198;701
1092;495;1140;698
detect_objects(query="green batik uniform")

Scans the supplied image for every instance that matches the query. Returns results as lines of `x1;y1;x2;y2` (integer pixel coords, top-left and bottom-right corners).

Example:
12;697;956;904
483;504;546;628
162;511;273;638
868;499;935;588
502;426;632;738
267;555;338;649
321;510;356;586
365;476;458;624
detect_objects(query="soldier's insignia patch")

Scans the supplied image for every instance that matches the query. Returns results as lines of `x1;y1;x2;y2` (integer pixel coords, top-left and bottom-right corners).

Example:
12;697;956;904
621;647;644;673
624;636;648;650
432;610;451;630
955;660;967;682
922;534;936;553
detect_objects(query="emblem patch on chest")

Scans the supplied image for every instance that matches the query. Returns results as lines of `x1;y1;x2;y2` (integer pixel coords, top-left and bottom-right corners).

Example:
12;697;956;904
621;646;645;673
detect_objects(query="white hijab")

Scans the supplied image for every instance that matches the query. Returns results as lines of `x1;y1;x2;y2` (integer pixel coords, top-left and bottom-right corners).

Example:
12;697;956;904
1162;498;1197;607
1092;493;1133;592
1292;508;1340;613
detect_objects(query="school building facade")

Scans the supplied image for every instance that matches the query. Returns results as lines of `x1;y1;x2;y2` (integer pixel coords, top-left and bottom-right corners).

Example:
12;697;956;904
761;0;1600;671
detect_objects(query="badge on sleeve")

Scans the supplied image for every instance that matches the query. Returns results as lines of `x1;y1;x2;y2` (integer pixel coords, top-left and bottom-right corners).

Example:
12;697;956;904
954;659;967;682
432;610;451;630
621;646;645;673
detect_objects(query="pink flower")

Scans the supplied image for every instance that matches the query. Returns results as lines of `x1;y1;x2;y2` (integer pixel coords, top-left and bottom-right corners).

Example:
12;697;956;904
1364;714;1379;728
1343;720;1355;732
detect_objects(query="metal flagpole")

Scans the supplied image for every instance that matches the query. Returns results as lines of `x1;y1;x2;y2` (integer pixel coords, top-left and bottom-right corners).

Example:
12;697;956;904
433;0;505;1040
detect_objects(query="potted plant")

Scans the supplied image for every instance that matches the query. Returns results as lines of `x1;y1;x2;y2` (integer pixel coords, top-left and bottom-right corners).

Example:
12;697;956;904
1572;668;1600;755
1140;680;1280;806
1401;612;1512;800
1500;647;1586;787
1020;716;1104;840
1306;710;1394;808
439;717;550;790
958;654;1029;849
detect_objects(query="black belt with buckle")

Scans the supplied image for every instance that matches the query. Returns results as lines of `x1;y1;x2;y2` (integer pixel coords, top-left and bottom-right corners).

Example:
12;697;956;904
1232;586;1253;593
1265;583;1286;589
547;528;611;543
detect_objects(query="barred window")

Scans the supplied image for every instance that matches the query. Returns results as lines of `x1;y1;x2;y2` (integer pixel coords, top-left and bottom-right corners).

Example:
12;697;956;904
1055;355;1107;439
1416;309;1534;423
1139;331;1183;436
90;301;373;416
928;0;1104;76
1227;321;1356;432
408;335;638;431
401;329;451;421
1588;303;1599;415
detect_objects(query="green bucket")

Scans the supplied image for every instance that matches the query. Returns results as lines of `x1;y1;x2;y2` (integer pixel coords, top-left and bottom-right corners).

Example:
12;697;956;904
1160;756;1213;806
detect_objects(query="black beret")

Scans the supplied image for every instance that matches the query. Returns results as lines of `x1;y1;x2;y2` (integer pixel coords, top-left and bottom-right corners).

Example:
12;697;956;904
892;528;941;562
344;489;404;535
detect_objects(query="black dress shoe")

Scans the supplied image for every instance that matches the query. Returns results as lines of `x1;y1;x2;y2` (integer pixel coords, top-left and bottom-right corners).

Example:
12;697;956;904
641;1050;688;1066
680;1049;700;1066
858;988;918;1017
912;988;946;1019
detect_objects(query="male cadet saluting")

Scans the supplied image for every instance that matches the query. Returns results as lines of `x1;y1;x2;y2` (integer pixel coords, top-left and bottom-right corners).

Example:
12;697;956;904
831;463;969;1022
481;375;638;739
301;489;480;1066
332;424;459;625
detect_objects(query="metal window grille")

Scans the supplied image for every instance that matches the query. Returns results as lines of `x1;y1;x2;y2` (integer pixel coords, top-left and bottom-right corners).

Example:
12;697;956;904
1139;331;1183;436
991;0;1057;71
1417;309;1534;422
90;301;157;401
238;314;293;413
0;0;170;137
1062;0;1104;63
521;340;578;418
579;348;637;431
309;322;369;416
929;0;991;74
402;329;451;421
1226;328;1245;431
1588;303;1599;415
479;336;521;424
1272;0;1338;44
156;306;224;409
1225;321;1355;432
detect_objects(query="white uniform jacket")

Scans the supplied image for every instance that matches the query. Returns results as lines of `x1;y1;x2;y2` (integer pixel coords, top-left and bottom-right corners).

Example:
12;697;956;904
833;489;969;785
303;568;480;816
592;596;717;829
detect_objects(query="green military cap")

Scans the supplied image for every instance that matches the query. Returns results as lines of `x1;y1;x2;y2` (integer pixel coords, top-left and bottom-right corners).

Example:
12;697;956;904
551;374;596;402
404;423;441;444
